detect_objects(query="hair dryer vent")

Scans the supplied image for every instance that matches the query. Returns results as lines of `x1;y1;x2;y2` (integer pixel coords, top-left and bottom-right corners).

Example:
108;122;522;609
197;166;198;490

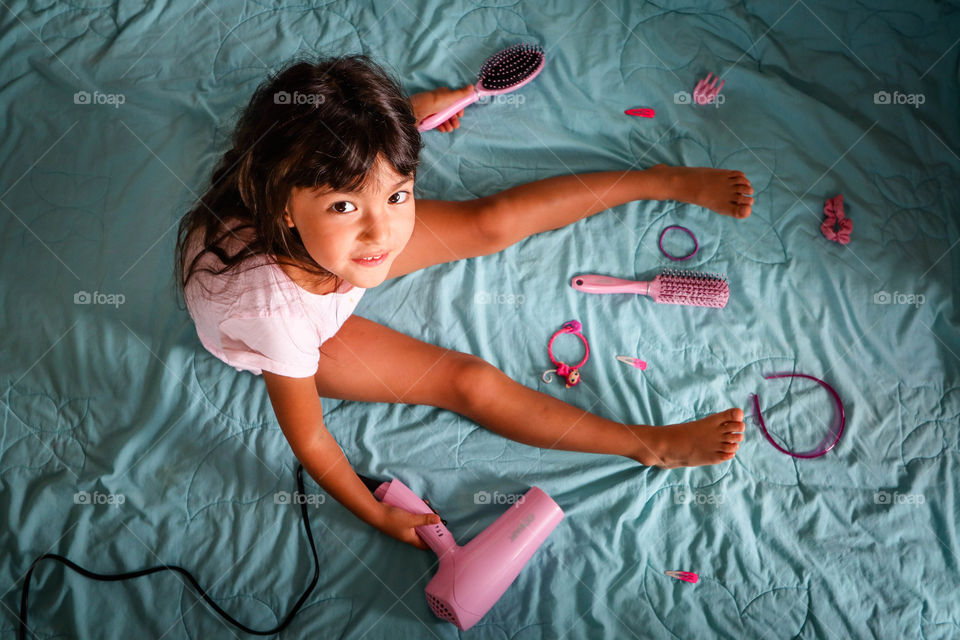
426;593;459;626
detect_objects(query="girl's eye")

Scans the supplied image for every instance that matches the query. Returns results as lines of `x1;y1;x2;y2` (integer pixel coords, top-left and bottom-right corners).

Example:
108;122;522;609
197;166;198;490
331;201;357;214
329;191;409;213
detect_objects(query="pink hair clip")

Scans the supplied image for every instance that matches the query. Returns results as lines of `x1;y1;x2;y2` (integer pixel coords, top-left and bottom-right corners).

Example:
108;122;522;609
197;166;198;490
821;194;852;244
665;570;699;583
693;72;725;105
625;107;655;118
616;355;648;370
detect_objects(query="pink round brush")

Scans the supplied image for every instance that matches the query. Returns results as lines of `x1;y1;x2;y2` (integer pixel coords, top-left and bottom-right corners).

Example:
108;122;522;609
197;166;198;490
571;269;729;308
417;42;545;132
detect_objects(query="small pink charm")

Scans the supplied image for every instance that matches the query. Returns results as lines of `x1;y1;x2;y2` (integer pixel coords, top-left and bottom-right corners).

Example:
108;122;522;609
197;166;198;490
565;369;581;388
693;72;725;105
665;570;699;583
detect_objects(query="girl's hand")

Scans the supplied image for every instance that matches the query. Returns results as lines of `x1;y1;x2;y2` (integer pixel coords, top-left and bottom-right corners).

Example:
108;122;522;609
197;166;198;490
409;85;474;133
374;503;442;550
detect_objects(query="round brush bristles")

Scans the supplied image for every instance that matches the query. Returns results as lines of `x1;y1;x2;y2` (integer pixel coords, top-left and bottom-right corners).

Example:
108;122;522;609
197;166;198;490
478;42;545;90
654;269;730;308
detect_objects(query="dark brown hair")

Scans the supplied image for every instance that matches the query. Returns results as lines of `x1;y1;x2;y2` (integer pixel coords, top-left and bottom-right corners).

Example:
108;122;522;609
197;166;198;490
174;53;421;305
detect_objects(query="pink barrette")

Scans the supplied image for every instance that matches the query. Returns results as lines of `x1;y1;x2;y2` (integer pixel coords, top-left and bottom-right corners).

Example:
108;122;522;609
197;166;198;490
665;570;699;583
625;107;655;118
821;194;852;245
693;72;725;105
616;355;648;371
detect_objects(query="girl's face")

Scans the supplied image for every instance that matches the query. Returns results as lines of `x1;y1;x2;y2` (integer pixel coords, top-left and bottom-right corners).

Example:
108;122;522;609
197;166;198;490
283;154;416;292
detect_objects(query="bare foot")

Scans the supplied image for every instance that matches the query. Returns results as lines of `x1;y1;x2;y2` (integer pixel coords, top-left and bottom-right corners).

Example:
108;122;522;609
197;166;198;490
648;164;754;219
630;408;746;468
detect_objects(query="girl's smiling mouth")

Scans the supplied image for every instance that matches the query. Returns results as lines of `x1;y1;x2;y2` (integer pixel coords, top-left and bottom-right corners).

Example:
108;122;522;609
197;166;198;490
351;251;389;266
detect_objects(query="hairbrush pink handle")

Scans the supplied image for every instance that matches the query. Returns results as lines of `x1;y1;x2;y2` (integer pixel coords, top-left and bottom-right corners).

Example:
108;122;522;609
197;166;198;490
570;274;654;296
417;90;482;131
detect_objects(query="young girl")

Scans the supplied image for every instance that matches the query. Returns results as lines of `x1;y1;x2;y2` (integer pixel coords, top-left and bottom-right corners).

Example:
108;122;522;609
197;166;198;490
175;54;752;551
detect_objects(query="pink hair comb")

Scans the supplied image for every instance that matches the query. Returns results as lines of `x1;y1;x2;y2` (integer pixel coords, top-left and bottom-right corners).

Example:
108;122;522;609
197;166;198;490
571;269;729;308
693;72;725;105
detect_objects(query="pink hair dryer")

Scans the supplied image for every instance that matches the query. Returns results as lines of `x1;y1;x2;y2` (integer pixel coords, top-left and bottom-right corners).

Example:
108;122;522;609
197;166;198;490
373;479;564;630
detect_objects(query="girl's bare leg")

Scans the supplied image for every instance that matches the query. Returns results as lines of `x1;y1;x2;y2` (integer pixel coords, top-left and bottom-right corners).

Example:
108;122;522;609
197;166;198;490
482;165;755;249
313;316;743;469
462;367;744;468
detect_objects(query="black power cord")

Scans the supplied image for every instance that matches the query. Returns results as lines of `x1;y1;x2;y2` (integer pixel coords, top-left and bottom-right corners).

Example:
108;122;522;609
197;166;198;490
18;464;373;639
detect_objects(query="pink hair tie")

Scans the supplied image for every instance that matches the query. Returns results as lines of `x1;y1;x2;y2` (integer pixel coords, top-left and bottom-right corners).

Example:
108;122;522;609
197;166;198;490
659;225;699;261
821;194;852;245
542;320;590;389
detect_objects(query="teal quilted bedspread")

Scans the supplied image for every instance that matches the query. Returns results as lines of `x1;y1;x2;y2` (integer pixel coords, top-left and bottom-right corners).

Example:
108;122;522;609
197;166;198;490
2;1;959;638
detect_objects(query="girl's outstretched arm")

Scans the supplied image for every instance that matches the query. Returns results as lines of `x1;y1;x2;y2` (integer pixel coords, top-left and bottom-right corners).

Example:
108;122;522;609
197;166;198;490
483;164;753;249
262;372;439;550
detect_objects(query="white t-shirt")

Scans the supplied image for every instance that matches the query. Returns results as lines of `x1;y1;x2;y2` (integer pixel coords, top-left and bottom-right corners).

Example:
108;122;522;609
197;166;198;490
182;224;365;378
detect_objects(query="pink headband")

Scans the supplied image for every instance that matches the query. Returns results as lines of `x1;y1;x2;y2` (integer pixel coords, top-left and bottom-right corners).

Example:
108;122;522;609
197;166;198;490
752;373;846;458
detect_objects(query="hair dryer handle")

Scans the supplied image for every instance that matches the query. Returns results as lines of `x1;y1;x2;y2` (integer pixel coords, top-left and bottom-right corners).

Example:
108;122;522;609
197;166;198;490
374;479;457;555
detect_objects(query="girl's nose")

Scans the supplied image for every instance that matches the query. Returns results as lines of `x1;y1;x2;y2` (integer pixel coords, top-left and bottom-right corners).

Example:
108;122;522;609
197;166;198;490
361;208;391;242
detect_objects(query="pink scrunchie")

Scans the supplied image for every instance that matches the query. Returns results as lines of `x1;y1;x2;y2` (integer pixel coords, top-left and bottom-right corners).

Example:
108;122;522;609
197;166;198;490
821;194;852;245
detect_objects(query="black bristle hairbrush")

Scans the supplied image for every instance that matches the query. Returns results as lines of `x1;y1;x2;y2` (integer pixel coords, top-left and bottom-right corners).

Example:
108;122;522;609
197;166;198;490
417;42;545;131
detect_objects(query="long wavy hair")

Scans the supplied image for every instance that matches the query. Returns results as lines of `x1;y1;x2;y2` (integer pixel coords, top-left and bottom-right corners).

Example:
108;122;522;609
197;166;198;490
174;53;421;307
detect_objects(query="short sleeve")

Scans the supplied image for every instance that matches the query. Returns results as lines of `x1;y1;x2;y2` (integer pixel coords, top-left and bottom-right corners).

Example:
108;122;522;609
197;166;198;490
217;313;320;378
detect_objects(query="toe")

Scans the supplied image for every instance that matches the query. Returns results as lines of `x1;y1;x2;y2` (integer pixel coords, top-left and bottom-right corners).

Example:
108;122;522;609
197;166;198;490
729;408;744;422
